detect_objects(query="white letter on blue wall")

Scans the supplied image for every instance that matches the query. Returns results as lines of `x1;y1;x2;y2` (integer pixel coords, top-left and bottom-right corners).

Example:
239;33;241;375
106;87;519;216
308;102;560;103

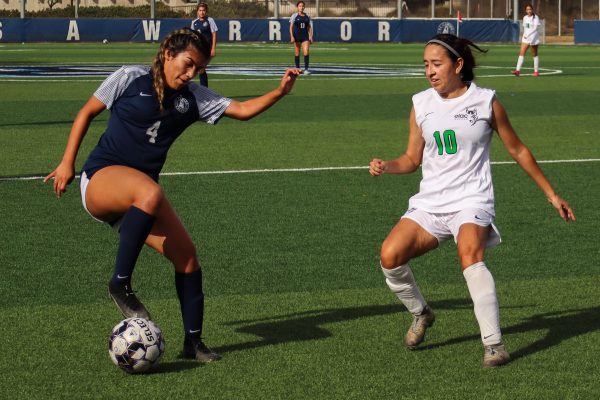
143;20;161;41
269;21;281;41
229;20;241;41
340;21;352;41
0;22;3;41
378;21;390;41
66;20;80;41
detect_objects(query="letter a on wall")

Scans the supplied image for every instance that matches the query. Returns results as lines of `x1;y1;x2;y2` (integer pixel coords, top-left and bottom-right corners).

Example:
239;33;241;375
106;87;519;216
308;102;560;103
66;20;80;41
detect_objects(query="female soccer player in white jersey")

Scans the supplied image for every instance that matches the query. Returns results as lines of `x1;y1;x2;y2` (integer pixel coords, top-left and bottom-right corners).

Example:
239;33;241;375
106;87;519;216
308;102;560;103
289;1;313;74
369;34;575;368
45;28;300;363
512;4;541;77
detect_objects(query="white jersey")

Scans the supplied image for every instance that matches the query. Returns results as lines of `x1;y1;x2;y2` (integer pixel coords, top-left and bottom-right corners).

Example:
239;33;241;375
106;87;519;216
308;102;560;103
409;83;496;215
522;14;540;45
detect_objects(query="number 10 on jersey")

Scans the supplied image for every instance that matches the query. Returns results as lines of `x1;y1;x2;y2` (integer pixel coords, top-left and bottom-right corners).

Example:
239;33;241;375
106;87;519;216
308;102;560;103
433;130;457;155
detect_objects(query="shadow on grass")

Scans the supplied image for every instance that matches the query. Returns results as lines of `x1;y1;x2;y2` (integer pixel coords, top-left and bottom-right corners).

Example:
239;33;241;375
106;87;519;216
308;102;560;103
414;306;600;362
217;300;600;363
147;360;201;374
215;298;473;354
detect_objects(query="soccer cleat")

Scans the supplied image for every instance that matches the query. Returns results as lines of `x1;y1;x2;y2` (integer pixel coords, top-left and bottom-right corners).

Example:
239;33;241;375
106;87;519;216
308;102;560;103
303;69;311;75
533;71;540;77
511;70;520;76
404;306;435;349
108;282;151;320
482;342;511;368
183;336;221;363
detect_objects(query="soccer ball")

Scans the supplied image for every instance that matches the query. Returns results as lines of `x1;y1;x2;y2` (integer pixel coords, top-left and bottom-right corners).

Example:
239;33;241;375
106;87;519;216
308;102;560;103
108;318;165;374
102;39;109;44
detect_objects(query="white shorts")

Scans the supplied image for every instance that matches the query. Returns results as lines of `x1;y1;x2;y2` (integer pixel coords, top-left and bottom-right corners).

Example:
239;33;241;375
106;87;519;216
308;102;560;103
401;208;501;248
80;171;122;230
522;36;540;46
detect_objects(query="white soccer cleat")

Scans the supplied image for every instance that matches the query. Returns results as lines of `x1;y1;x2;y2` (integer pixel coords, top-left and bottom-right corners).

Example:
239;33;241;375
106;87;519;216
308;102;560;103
482;342;511;368
404;306;435;349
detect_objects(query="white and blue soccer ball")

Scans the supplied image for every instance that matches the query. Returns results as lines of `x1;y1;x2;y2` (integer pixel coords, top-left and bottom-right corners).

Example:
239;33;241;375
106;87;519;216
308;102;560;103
102;38;109;44
108;318;165;374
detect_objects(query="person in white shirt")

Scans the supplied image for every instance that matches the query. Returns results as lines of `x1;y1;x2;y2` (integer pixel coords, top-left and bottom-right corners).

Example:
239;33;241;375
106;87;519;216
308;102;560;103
512;4;541;77
369;33;575;368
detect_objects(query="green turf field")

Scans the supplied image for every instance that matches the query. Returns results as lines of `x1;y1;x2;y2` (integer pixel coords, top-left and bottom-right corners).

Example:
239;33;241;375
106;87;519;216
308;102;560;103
1;42;599;399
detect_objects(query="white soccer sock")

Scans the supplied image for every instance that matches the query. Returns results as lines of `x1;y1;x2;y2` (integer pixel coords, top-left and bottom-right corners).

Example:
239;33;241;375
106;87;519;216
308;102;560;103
381;263;427;315
533;56;539;72
463;262;502;346
516;55;524;71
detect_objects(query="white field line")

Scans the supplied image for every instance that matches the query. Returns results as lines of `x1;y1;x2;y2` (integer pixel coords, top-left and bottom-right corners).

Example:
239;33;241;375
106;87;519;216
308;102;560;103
2;158;600;182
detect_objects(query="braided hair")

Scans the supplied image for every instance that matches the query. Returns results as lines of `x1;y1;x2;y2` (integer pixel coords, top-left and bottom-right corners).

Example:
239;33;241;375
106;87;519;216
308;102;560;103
151;27;211;111
427;34;488;82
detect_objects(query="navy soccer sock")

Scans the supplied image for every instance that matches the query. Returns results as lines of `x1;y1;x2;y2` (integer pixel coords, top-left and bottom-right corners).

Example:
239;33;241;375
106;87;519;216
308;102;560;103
304;55;310;70
110;206;155;288
294;56;300;68
175;269;205;338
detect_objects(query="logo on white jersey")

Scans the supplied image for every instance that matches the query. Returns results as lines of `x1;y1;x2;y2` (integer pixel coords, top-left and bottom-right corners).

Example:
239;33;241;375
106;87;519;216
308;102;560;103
454;107;478;126
174;95;190;113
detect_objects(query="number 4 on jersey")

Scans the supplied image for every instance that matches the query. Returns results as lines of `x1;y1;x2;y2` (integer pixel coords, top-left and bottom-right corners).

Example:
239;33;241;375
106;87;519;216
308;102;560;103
433;130;457;155
146;121;160;143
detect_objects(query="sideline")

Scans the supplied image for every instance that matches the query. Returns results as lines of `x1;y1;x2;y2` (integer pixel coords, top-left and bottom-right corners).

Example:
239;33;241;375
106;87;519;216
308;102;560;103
2;158;600;182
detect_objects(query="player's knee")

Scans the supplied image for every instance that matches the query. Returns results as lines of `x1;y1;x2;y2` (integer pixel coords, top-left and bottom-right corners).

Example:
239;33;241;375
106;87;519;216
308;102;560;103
380;243;408;270
458;248;484;269
135;184;164;214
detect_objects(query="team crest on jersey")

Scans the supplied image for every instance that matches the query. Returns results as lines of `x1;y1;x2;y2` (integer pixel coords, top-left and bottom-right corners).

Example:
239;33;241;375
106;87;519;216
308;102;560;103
465;107;478;125
454;107;478;125
174;95;190;113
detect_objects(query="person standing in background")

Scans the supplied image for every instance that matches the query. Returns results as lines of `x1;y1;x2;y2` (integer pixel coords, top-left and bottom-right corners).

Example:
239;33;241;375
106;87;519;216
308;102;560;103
512;4;541;77
191;2;218;86
290;1;313;74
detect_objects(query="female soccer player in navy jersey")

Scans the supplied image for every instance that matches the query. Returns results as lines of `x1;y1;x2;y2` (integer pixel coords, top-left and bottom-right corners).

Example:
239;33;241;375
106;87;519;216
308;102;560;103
45;28;300;363
191;2;217;87
369;34;575;368
289;1;313;74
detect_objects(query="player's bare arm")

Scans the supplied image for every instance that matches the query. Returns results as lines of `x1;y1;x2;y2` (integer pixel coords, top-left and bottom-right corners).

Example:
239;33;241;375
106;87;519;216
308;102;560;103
224;69;301;120
492;97;575;221
44;96;106;197
370;107;424;176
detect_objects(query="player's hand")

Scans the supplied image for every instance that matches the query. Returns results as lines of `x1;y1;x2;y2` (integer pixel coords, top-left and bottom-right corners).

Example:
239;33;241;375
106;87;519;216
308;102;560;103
44;161;75;198
279;68;302;95
369;158;387;176
548;194;576;222
210;49;216;57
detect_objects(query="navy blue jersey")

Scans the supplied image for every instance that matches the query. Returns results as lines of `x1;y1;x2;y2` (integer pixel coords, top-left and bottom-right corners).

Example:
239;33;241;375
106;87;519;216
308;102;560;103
191;17;218;45
290;12;311;41
82;66;231;181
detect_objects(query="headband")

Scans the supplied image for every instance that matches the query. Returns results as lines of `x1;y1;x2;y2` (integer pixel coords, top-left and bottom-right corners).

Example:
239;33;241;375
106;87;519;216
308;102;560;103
427;39;462;59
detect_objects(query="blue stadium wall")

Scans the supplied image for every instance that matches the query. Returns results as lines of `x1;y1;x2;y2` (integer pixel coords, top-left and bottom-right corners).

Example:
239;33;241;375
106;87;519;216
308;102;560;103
574;20;600;44
0;18;518;43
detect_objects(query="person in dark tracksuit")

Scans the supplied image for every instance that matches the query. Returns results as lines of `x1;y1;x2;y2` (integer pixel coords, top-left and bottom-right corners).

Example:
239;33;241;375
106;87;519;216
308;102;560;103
191;2;218;86
45;28;300;364
289;1;313;74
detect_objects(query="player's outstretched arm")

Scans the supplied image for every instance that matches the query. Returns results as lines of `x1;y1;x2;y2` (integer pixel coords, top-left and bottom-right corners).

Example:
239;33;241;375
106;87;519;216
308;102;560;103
370;107;424;176
224;68;301;121
492;97;576;221
44;96;106;198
